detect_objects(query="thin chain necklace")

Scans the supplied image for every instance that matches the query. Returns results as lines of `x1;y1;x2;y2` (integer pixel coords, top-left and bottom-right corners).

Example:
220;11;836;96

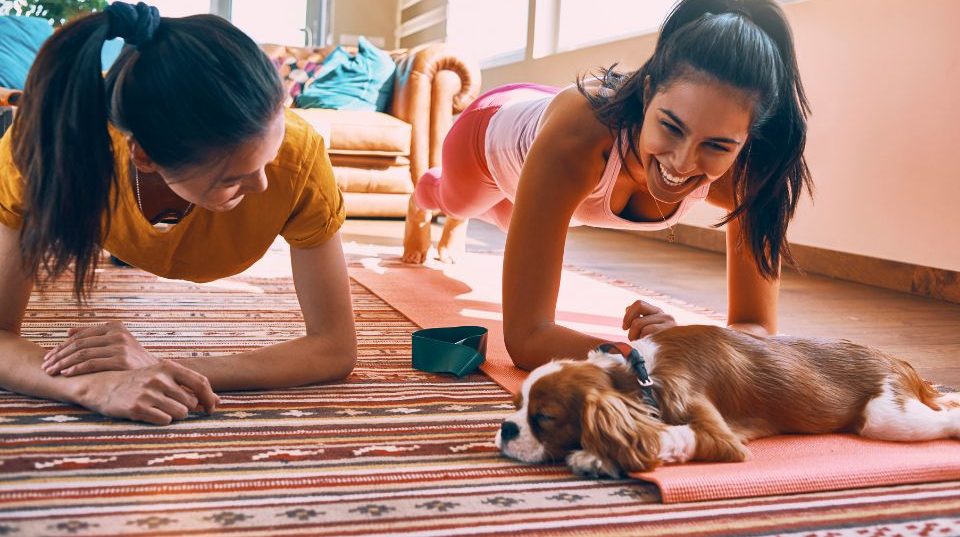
133;165;193;223
652;197;677;244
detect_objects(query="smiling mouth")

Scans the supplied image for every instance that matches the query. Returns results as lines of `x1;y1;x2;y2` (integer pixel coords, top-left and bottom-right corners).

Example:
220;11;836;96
657;160;697;187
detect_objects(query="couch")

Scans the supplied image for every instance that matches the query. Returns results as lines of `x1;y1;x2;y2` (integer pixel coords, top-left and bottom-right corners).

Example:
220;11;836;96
0;43;481;218
262;43;481;218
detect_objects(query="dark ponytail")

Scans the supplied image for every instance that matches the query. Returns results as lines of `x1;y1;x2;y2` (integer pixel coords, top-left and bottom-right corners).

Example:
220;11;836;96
12;2;284;301
13;12;114;303
578;0;812;278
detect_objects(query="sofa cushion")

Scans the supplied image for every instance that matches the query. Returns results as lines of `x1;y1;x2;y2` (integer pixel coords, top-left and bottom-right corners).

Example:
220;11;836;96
342;192;410;218
291;108;411;157
0;16;53;90
332;163;413;195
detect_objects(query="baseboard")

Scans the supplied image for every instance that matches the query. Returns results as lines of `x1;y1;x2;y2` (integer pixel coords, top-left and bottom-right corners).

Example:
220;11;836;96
630;224;960;305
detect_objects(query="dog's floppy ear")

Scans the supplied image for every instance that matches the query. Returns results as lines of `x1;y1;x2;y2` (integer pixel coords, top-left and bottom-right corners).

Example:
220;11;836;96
580;389;665;473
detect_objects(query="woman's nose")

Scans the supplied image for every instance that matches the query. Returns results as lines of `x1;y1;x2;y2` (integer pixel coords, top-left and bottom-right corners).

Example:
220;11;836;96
243;170;268;194
667;143;698;176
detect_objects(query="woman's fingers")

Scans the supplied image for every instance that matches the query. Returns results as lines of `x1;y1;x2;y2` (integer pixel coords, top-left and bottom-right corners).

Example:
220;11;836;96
639;322;674;339
158;377;201;411
44;332;116;364
147;393;190;422
623;300;663;329
162;361;219;414
45;344;118;375
61;357;126;377
131;405;175;426
627;313;676;340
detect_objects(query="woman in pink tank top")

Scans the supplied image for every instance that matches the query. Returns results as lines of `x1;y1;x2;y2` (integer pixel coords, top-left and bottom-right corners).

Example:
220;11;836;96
405;0;812;370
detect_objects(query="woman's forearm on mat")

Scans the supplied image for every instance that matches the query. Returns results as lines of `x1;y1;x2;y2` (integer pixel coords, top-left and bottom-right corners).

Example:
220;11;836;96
176;334;357;391
0;330;86;404
505;322;606;371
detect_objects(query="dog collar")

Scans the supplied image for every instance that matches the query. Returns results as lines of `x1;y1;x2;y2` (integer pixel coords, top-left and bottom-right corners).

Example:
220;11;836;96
595;342;660;414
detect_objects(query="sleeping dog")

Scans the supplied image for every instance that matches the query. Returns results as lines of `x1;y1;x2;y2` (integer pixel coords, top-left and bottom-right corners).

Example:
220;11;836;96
495;325;960;477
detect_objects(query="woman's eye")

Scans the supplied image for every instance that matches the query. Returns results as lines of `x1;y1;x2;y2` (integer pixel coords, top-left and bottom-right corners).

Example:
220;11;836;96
661;121;682;136
706;142;732;153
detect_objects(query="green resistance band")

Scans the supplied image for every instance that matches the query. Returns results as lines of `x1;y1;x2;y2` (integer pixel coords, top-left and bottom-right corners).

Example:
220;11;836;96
411;326;488;378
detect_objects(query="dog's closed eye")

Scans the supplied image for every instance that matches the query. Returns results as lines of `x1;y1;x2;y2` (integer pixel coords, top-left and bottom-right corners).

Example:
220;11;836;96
531;412;555;427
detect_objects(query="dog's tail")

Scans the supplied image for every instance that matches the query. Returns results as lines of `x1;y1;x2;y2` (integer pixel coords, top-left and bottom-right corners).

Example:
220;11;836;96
891;358;949;411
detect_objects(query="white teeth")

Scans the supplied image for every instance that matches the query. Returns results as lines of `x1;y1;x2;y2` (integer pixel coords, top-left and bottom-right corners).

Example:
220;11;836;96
658;161;689;186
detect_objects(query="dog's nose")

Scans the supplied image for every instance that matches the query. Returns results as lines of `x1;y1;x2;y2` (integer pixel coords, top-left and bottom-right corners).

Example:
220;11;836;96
500;421;520;443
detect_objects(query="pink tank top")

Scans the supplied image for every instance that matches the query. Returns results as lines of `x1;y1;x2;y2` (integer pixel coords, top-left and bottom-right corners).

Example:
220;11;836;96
484;91;710;230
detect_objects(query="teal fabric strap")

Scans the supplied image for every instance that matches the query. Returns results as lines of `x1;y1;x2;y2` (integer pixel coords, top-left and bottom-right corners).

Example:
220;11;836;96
412;326;488;378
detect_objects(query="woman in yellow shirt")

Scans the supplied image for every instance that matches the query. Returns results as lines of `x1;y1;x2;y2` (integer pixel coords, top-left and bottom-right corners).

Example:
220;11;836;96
0;2;356;425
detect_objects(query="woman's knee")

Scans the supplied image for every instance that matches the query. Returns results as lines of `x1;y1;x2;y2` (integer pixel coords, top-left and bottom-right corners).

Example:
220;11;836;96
413;168;443;211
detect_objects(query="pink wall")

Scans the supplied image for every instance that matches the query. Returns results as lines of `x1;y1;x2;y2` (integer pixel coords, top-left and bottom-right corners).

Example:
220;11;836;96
481;0;960;271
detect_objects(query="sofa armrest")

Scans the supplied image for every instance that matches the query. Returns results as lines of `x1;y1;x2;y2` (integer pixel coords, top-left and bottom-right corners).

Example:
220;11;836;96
389;44;481;187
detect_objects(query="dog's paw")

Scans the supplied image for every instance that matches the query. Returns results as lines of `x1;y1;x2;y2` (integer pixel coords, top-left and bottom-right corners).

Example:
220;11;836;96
566;450;622;478
717;439;751;462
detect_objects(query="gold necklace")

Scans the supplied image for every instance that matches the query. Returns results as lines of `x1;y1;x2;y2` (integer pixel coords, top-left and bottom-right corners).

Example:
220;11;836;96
133;165;194;224
652;197;677;243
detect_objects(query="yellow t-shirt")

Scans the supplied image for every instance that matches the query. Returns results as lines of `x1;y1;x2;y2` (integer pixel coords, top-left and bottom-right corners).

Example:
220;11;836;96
0;109;345;282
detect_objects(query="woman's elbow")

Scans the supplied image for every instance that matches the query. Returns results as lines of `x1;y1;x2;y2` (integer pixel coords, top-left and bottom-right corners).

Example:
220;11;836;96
329;347;357;381
504;325;544;371
305;337;357;383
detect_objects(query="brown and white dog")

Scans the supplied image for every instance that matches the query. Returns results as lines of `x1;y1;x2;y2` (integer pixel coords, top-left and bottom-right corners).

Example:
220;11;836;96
495;325;960;477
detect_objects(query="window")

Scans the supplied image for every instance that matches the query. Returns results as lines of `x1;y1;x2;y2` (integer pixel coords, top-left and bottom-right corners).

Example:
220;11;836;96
556;0;675;51
230;0;310;46
446;0;528;68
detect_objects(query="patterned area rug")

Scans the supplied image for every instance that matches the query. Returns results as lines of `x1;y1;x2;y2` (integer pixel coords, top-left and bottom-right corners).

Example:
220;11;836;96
1;265;959;536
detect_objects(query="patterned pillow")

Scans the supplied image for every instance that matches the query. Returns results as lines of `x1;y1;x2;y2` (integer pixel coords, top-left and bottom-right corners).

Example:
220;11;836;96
270;52;326;107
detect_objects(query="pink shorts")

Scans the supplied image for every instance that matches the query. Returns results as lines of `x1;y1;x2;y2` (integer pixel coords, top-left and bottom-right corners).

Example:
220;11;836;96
413;83;560;231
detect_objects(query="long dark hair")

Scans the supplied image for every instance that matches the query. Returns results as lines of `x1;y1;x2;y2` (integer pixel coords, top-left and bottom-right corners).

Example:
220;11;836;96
578;0;811;278
12;2;284;301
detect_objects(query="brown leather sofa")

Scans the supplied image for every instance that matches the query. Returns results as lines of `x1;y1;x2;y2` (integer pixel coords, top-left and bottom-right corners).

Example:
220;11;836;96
262;43;481;217
1;44;481;218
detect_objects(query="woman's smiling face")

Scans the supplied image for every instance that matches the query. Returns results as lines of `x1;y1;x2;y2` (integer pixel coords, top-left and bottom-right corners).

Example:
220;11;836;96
637;76;753;204
155;111;286;212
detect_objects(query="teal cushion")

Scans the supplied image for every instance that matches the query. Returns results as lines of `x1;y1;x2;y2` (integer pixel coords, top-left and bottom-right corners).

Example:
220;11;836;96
101;38;125;71
0;16;54;90
295;36;396;112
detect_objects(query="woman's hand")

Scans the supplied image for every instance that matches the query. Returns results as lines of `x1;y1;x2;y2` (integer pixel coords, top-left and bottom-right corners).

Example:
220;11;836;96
41;321;159;377
78;360;220;425
623;300;677;340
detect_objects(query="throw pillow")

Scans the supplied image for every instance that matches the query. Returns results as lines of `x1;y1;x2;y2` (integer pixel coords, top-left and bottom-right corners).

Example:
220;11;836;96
295;36;396;112
0;16;54;90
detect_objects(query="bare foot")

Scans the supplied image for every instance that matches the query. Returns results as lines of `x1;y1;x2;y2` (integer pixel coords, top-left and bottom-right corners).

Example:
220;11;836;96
402;197;432;264
437;217;468;263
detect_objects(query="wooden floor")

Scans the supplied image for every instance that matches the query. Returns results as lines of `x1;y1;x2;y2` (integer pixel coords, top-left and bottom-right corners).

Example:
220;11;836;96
341;218;960;387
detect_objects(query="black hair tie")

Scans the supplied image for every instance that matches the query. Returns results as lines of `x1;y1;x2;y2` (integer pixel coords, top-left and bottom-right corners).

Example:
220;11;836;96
105;1;160;47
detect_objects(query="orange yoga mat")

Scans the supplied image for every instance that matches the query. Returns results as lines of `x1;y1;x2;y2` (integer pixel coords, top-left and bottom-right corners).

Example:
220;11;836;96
347;248;960;502
347;250;724;393
633;434;960;503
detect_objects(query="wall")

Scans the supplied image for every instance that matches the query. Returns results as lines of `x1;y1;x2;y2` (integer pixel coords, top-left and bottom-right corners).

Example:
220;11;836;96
329;0;400;49
482;0;960;272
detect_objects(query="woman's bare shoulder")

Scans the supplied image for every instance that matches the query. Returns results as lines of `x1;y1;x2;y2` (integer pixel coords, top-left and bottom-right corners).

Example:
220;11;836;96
539;83;612;152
